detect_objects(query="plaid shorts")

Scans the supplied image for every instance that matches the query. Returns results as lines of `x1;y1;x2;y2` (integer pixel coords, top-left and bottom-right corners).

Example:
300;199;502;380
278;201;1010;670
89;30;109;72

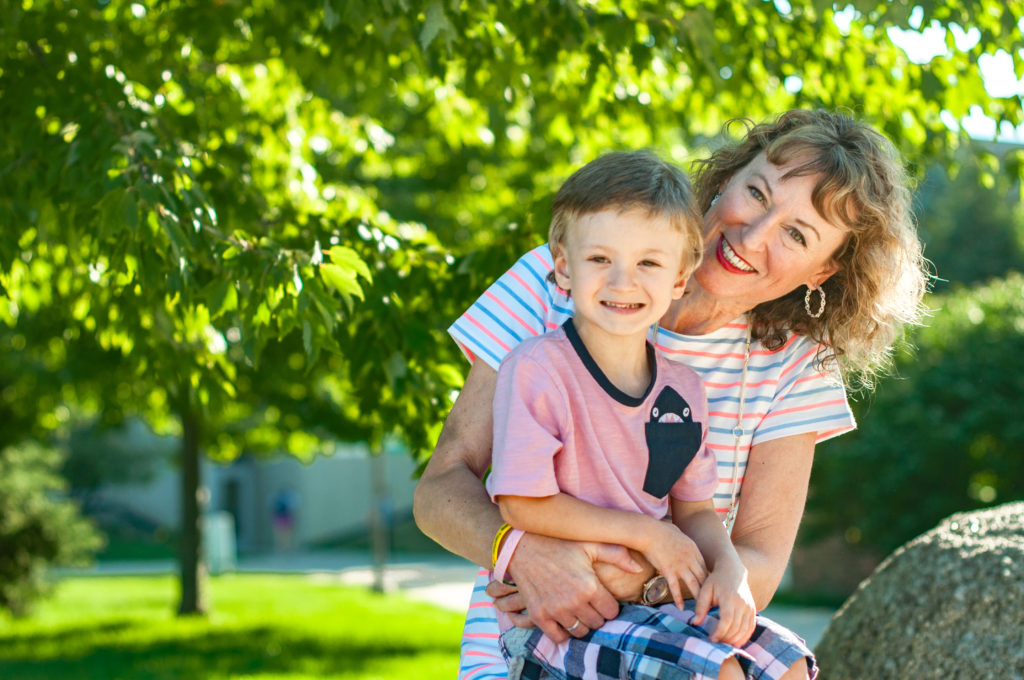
500;602;817;680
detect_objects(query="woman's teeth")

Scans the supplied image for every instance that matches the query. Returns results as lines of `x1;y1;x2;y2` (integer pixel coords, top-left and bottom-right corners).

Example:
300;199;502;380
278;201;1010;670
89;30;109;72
722;239;755;272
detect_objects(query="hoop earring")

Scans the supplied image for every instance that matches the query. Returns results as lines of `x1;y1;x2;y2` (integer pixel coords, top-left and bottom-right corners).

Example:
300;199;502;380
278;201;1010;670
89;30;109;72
805;285;826;318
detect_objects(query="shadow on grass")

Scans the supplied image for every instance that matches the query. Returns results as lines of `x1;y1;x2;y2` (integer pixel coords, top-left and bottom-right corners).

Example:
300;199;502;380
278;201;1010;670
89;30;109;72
0;623;459;679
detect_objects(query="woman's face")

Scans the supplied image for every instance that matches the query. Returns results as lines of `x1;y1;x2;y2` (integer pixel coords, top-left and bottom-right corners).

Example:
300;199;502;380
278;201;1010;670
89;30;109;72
694;152;848;310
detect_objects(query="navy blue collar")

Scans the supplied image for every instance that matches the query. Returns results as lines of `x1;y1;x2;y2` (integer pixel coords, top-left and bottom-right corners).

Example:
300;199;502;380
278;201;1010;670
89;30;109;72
562;319;656;407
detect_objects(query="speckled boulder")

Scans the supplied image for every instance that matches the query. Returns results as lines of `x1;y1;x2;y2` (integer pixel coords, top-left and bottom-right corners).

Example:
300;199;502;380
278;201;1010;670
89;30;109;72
815;501;1024;679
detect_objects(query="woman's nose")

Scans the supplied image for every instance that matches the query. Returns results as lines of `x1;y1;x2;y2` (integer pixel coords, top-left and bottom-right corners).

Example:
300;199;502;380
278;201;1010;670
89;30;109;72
737;213;774;249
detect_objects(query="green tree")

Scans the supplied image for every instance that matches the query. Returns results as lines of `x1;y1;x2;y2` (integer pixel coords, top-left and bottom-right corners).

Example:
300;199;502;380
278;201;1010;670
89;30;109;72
807;273;1024;554
3;0;1023;614
0;442;103;617
62;422;169;502
916;146;1024;290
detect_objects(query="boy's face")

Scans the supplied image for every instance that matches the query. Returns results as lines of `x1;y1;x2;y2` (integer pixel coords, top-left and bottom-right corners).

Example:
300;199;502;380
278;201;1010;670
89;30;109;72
553;207;692;342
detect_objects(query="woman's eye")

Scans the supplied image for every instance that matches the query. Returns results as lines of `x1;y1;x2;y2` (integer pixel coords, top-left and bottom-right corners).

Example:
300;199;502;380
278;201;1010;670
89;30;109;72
787;227;806;246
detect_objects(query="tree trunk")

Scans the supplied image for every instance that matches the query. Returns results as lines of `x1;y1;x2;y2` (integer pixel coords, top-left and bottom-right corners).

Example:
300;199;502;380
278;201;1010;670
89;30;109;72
369;447;390;592
177;403;207;615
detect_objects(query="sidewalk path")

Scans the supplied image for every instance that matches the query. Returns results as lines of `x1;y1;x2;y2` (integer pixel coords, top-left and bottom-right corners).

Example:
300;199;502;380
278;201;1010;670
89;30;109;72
83;550;836;649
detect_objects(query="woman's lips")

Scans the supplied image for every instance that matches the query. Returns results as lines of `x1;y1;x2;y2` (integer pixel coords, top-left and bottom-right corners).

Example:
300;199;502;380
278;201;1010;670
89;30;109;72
716;236;756;274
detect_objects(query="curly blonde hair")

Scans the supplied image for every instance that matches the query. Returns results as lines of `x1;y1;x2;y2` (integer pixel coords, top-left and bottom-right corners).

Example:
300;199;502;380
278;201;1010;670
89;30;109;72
692;110;930;387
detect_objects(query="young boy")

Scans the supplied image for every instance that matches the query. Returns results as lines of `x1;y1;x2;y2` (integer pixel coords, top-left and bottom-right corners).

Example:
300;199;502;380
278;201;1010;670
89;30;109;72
486;151;755;680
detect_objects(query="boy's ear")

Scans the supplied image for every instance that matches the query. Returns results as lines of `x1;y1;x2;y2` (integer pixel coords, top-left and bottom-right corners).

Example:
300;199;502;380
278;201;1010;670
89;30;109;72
671;257;697;300
552;244;572;292
671;268;688;300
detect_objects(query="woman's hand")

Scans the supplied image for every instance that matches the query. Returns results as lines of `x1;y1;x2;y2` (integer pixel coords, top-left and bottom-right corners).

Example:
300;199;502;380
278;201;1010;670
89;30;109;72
593;549;656;602
487;534;641;641
490;547;658;626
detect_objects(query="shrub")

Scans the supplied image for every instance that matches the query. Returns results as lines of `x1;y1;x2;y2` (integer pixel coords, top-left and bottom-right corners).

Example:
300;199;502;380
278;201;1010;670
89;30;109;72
0;443;103;616
806;273;1024;554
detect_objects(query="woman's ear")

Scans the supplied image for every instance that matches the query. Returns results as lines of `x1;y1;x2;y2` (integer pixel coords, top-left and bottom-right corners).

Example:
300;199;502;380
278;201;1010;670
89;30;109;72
552;244;572;292
807;260;841;290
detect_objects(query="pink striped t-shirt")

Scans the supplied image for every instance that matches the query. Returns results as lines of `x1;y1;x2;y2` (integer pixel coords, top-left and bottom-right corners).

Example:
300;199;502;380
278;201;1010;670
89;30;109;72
487;322;717;517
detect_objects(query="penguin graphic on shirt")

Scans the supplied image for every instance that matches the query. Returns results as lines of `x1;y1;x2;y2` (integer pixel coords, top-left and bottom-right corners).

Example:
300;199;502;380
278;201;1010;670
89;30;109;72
642;386;703;498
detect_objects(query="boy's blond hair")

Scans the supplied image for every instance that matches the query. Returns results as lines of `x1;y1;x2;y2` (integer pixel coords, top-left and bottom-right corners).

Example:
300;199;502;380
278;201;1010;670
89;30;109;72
549;151;704;278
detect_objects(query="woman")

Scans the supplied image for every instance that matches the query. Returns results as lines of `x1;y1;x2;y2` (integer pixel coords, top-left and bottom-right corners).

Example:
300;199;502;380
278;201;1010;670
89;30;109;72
413;109;928;680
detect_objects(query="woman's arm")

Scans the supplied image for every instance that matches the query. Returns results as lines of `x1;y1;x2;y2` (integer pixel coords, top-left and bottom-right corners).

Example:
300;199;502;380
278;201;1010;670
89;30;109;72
484;431;819;618
729;432;817;610
413;360;501;567
413;360;638;640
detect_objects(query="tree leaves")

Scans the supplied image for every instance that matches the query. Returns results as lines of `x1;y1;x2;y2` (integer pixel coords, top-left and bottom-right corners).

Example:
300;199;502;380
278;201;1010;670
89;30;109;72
319;262;364;300
420;1;455;51
2;0;1023;467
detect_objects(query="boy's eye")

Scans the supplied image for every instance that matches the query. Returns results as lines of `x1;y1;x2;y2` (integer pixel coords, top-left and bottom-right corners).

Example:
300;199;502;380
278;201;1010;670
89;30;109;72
588;255;609;263
748;186;766;203
639;260;661;268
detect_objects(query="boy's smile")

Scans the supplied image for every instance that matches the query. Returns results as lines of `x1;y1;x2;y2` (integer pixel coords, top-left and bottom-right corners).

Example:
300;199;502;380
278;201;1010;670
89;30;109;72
553;207;693;351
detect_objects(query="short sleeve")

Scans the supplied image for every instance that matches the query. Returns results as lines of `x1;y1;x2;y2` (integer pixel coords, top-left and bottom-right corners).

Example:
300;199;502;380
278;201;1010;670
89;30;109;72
448;245;567;370
486;350;566;502
753;340;856;446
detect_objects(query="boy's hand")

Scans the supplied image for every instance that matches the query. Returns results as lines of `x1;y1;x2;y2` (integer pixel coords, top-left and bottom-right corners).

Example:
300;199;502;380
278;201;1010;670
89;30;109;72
693;564;756;647
640;522;707;609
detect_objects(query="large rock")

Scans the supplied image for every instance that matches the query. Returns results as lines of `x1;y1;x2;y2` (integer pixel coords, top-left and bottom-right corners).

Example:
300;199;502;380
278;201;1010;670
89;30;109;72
815;501;1024;679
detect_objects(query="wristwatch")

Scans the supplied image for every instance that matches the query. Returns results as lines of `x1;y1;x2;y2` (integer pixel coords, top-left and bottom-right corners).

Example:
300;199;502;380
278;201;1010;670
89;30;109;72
640;574;670;606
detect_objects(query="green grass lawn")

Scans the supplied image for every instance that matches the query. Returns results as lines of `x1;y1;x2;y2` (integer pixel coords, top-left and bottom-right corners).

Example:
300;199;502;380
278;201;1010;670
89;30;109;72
0;574;465;679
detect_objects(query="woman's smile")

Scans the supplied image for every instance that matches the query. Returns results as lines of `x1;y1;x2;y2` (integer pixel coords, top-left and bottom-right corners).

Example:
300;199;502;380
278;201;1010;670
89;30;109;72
716;236;757;274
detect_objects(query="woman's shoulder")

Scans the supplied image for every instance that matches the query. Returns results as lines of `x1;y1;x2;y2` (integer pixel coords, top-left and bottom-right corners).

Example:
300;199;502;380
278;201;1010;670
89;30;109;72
505;324;567;362
448;243;570;369
492;243;565;314
509;243;554;278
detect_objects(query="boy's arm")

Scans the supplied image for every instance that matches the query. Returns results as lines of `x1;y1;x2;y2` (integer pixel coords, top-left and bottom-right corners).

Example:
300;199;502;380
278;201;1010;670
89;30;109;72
672;498;756;645
500;493;705;608
670;499;737;571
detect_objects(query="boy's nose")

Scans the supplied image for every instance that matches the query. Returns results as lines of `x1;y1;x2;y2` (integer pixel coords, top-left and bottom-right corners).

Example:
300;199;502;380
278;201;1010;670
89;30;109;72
607;265;637;290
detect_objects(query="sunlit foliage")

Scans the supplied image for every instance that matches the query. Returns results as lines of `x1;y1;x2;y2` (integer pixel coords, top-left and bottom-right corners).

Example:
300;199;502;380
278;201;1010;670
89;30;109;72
1;0;1022;610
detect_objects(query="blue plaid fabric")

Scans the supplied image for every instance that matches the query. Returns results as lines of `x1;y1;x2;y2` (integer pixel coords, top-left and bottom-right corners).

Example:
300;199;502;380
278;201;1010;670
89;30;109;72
500;603;816;680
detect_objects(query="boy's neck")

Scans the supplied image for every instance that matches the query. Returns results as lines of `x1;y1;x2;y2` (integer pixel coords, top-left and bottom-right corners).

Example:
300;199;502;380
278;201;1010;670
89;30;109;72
570;318;653;399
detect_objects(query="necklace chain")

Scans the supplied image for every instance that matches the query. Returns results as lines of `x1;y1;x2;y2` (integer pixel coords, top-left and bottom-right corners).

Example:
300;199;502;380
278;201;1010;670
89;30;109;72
651;318;752;534
725;321;752;535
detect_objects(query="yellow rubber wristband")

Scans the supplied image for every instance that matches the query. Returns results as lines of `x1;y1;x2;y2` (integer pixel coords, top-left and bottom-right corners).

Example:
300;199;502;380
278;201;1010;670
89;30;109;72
491;522;514;570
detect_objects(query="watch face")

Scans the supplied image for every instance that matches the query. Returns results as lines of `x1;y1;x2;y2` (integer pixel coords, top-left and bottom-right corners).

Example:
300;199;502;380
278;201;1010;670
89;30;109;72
645;576;669;605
